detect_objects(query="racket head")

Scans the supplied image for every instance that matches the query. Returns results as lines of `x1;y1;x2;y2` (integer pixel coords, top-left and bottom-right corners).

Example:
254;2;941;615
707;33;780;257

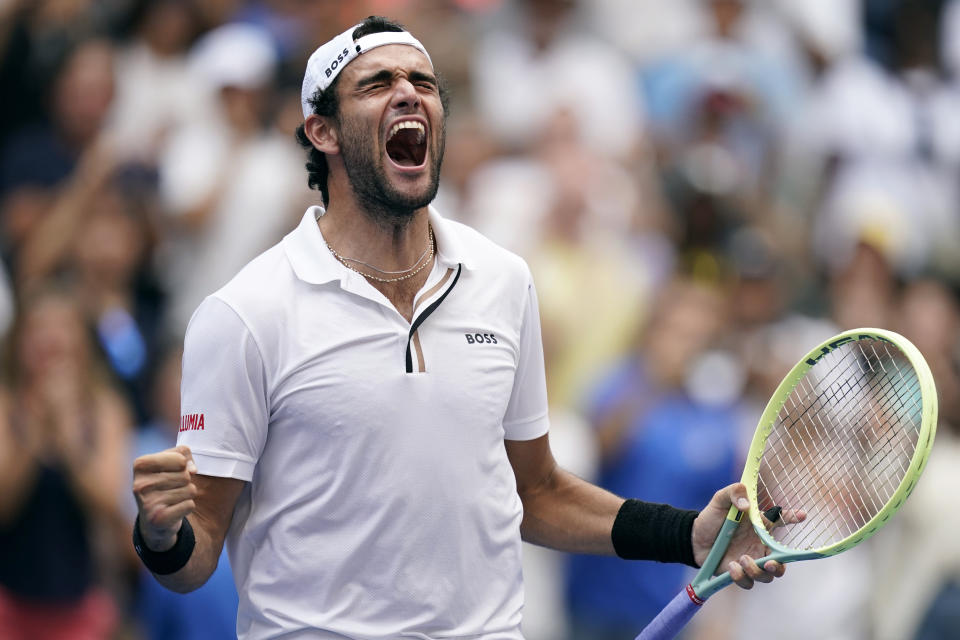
741;328;937;558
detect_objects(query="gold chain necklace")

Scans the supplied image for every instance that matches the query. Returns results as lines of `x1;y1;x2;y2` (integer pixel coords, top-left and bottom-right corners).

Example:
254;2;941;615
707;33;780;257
326;226;435;283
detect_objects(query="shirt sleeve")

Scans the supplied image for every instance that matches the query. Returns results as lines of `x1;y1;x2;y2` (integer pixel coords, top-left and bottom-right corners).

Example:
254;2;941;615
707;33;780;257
177;295;269;481
502;276;551;441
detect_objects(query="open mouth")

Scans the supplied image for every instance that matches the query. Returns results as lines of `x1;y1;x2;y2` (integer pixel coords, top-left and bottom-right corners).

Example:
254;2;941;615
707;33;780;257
385;120;427;167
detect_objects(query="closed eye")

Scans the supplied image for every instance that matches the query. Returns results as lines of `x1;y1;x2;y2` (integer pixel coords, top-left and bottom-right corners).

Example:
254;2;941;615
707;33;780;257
353;69;438;96
409;71;438;92
354;69;394;93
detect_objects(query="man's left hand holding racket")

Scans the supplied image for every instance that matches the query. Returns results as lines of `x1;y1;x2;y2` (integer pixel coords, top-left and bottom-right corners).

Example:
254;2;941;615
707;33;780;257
691;483;801;589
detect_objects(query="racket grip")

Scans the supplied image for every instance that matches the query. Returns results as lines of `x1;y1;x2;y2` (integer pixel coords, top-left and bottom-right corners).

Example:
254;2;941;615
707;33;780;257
635;585;703;640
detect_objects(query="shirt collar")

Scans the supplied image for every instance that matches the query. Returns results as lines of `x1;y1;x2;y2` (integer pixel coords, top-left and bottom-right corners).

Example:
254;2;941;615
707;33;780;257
282;206;342;285
428;205;475;270
283;205;475;286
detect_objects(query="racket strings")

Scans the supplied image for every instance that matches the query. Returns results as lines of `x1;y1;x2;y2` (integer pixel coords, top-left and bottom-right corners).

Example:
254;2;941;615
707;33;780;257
766;344;894;506
766;384;895;545
757;338;922;551
765;344;921;547
772;347;920;547
775;345;913;496
766;355;897;543
806;345;919;497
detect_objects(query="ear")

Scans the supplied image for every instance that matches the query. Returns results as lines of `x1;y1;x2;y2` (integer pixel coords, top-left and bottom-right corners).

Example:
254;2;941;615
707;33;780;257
304;114;339;155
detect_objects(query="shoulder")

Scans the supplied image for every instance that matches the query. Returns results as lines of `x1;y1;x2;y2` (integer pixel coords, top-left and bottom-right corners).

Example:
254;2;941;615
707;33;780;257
439;216;533;286
215;242;292;307
188;242;292;342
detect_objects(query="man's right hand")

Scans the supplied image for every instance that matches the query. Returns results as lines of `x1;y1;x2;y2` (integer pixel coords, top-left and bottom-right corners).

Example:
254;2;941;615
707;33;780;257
133;445;199;552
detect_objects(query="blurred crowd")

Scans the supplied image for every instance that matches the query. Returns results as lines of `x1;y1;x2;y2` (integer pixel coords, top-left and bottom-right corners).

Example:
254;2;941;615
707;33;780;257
1;0;959;638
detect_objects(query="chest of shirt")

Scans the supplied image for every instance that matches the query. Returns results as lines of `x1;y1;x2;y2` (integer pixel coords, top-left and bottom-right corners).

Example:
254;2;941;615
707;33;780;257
261;276;524;449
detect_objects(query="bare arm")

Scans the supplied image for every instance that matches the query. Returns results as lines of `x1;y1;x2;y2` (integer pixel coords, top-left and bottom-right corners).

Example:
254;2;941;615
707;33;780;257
0;391;41;523
133;446;245;593
506;433;625;555
57;390;131;519
506;434;788;589
17;141;116;288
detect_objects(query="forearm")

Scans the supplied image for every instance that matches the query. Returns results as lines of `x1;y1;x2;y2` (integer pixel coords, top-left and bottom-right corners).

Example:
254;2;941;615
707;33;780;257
18;140;117;286
59;398;130;518
508;434;697;562
518;465;625;555
0;411;41;522
0;449;39;522
139;511;223;593
133;461;244;594
17;182;95;285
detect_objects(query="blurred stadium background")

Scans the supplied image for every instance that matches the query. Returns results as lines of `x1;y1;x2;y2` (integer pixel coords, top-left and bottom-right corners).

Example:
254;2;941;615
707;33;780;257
0;0;958;638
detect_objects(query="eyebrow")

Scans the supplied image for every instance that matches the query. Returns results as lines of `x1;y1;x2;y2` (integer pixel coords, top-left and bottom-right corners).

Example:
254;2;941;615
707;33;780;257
408;71;438;87
354;69;394;90
354;69;438;90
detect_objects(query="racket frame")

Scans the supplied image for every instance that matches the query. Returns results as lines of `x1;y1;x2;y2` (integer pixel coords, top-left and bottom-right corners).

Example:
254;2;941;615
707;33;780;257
689;327;937;601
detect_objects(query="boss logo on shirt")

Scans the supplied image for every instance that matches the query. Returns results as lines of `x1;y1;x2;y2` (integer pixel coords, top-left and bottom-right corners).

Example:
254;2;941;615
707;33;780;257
179;413;205;432
465;332;497;345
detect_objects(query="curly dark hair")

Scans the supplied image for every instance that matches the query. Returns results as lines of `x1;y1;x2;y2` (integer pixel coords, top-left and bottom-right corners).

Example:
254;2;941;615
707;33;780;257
294;16;449;205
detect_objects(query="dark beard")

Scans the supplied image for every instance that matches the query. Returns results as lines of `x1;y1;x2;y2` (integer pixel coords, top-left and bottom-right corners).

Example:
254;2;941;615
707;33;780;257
338;116;445;229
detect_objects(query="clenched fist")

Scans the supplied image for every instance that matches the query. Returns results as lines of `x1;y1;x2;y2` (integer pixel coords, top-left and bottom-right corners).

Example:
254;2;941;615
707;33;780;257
133;445;199;551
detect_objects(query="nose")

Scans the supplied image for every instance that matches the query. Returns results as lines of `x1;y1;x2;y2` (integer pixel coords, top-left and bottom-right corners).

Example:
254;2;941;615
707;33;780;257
391;77;420;111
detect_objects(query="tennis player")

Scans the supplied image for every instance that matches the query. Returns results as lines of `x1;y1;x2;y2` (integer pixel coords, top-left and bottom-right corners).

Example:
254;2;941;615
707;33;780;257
132;16;785;639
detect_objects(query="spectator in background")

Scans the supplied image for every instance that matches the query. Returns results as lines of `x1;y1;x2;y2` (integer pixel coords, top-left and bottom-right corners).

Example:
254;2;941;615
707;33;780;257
523;110;650;411
697;293;872;640
13;157;165;421
156;22;309;333
870;278;960;640
566;279;741;638
70;177;164;421
471;0;644;159
897;279;960;430
797;0;960;283
130;343;238;640
723;225;837;433
0;286;130;639
642;0;802;165
0;0;124;151
0;36;115;270
108;0;206;166
639;0;806;284
585;0;705;65
828;239;900;331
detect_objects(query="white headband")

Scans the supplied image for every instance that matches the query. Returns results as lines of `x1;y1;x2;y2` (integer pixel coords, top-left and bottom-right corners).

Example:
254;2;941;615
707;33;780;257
301;25;433;118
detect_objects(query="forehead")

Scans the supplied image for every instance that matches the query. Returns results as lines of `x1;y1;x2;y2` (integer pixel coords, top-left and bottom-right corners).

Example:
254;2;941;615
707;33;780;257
340;45;434;84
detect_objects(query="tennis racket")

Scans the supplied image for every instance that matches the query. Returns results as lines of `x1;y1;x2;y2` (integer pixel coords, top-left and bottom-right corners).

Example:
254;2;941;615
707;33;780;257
636;328;937;640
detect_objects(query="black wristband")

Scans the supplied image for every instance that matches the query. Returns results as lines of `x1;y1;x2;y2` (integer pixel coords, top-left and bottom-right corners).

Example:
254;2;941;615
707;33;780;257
133;515;196;575
611;499;699;568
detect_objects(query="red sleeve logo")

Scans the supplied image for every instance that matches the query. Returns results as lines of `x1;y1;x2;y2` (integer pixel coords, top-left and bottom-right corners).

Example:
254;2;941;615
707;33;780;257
179;413;205;432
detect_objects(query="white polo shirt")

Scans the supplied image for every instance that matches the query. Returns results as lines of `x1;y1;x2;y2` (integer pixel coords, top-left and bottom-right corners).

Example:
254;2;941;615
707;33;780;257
177;205;551;639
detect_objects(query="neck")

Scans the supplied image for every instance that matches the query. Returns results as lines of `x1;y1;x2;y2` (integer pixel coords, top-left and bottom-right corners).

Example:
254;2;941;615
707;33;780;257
319;200;432;273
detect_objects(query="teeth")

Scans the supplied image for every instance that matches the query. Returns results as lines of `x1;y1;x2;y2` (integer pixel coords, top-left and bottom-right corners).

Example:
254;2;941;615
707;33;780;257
388;120;426;142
